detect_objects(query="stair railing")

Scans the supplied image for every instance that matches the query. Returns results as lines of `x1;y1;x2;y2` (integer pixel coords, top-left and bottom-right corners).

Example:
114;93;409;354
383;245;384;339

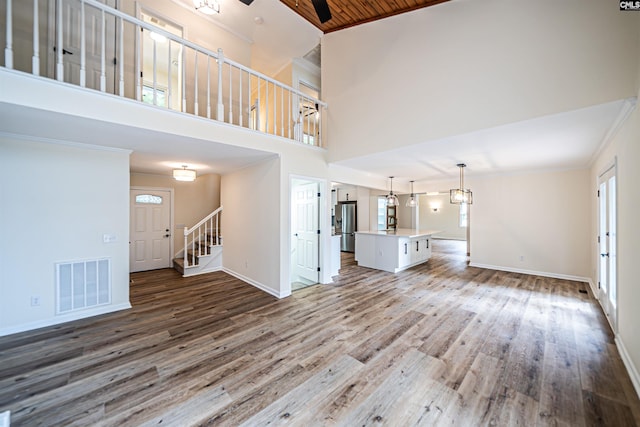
183;206;222;268
1;0;327;147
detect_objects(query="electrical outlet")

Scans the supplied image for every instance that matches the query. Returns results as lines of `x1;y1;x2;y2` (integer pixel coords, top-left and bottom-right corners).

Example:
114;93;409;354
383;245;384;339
31;296;40;306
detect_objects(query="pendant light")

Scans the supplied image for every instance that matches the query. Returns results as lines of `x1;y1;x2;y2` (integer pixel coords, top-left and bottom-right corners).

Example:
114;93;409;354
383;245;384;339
406;180;417;208
193;0;220;14
386;176;399;207
450;163;473;204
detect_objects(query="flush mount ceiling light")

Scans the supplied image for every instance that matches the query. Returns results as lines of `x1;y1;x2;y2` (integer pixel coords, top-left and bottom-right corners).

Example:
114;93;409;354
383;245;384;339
406;180;417;208
386;176;399;207
193;0;220;15
450;163;473;204
173;165;196;182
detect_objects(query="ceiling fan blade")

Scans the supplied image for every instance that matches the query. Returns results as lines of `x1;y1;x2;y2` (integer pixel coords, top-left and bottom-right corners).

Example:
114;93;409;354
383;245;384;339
238;0;254;5
311;0;332;23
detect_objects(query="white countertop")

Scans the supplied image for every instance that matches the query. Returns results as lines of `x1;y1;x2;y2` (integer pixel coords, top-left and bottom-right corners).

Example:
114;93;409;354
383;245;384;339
355;229;440;238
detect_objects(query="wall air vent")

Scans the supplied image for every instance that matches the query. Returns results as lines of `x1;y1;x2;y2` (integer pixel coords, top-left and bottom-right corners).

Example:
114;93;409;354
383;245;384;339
56;259;111;314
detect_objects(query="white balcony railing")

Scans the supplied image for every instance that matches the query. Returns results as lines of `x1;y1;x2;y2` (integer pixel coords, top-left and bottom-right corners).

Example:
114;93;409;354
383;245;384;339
1;0;327;147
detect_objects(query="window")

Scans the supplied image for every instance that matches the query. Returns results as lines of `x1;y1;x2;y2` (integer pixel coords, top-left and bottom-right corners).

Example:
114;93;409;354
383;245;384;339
136;194;163;204
459;203;468;228
142;85;167;107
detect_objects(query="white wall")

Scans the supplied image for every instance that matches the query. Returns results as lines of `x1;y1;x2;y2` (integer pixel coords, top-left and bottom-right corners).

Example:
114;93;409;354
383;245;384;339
130;172;220;253
0;137;131;335
323;0;639;163
591;98;640;395
418;194;467;240
221;157;281;296
470;169;591;280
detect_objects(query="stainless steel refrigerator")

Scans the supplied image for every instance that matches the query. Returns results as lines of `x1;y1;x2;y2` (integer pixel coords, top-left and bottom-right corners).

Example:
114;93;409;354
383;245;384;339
335;201;357;252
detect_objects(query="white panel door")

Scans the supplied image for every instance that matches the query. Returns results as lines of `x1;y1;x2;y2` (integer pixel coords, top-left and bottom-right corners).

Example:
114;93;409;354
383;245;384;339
293;182;319;283
130;189;172;272
57;0;118;91
598;165;617;330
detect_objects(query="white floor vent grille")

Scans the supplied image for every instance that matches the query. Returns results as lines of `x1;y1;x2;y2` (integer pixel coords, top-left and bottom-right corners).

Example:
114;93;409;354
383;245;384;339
56;259;111;314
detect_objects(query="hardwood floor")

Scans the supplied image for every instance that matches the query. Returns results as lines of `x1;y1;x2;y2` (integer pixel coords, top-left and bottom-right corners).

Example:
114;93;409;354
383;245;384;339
1;240;639;426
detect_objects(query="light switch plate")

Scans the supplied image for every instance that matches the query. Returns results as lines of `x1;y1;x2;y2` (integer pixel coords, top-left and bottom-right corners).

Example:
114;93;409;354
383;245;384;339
103;234;117;243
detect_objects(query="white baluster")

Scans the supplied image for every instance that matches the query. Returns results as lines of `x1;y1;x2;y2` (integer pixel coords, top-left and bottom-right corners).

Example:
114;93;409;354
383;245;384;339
152;39;157;105
118;16;124;96
288;91;291;139
135;25;141;101
217;48;224;121
273;82;276;135
228;65;233;125
280;85;284;136
256;76;262;130
184;227;188;267
198;228;201;257
318;105;322;147
216;212;219;245
206;56;211;119
194;52;199;115
265;80;269;133
247;73;252;129
191;230;195;266
167;41;172;108
100;9;106;92
32;0;39;75
182;48;187;112
4;0;13;69
238;68;243;128
56;0;63;80
80;0;85;87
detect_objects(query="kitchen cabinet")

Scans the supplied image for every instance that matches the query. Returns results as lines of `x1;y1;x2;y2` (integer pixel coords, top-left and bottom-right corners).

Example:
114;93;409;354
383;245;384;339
354;229;438;273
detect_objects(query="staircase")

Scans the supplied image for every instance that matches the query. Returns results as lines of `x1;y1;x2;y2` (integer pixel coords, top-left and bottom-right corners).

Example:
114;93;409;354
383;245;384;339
173;207;223;277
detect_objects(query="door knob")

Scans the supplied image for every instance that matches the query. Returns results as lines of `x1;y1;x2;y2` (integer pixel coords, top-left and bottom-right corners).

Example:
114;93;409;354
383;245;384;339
164;234;170;238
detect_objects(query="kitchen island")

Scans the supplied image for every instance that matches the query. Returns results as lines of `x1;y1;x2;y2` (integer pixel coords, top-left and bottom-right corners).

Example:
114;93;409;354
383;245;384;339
354;229;439;273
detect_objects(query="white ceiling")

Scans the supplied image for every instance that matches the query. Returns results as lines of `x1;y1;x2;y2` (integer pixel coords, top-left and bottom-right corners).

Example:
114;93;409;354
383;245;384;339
332;99;633;184
0;103;277;176
180;0;322;76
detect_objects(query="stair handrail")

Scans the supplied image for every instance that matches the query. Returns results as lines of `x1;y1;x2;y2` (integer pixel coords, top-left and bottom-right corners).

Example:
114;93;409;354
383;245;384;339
183;206;223;268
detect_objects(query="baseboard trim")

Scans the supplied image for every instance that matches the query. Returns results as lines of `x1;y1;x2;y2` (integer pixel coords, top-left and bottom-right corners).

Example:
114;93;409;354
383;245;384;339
222;268;284;299
182;266;222;277
468;263;591;284
0;302;132;337
616;335;640;400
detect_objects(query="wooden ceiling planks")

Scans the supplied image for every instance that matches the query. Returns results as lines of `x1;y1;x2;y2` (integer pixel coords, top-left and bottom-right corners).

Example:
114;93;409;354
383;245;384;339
280;0;451;33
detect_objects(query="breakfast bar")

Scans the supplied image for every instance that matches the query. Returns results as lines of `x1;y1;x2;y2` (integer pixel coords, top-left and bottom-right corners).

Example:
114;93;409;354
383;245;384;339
354;229;439;273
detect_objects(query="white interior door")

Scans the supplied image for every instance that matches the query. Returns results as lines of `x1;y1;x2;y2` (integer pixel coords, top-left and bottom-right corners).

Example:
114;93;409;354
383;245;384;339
130;189;172;272
293;182;319;283
56;0;118;91
598;164;617;330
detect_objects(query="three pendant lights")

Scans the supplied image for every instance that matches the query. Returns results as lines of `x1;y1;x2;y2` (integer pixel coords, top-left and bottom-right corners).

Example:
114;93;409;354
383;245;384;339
385;164;473;207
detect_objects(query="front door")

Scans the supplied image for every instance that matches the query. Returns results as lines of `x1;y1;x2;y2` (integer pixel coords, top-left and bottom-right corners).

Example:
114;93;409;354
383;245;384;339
130;189;172;272
598;163;617;331
292;181;319;284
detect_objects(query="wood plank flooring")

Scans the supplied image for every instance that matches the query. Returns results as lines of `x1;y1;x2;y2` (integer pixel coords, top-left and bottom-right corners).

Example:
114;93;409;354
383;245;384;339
1;240;639;426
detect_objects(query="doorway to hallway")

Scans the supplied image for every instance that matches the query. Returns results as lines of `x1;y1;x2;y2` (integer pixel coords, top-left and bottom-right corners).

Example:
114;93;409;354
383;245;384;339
290;178;320;291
